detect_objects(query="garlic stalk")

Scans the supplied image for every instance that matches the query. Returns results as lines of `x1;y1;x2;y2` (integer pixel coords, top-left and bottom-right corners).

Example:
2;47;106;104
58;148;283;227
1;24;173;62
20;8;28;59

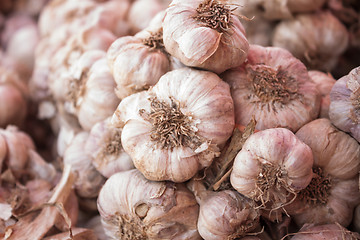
97;169;201;240
112;67;234;182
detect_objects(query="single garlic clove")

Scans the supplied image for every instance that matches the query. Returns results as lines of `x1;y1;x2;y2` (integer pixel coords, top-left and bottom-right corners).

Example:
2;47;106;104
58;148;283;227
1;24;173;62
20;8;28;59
85;117;134;178
329;66;360;143
272;11;349;72
114;67;234;182
230;128;314;217
222;44;320;132
308;71;336;119
97;169;201;240
163;0;249;74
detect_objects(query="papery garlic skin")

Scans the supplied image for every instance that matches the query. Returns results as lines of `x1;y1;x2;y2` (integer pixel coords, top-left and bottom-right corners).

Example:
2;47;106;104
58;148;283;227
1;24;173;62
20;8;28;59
230;128;314;214
85;117;134;178
290;118;360;227
272;11;349;72
329;66;360;142
222;45;320;132
113;67;234;182
291;223;360;240
97;169;201;240
163;0;249;74
63;132;105;198
197;189;259;240
308;71;336;119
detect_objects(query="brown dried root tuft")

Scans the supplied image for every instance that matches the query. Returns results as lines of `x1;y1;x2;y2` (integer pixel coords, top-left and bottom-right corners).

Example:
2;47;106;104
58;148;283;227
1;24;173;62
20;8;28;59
142;30;166;52
110;213;147;240
140;96;202;150
193;0;236;33
247;65;300;111
298;167;331;205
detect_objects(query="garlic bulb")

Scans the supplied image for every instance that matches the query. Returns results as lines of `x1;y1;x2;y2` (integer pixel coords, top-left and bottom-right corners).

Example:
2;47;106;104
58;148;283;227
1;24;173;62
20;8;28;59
289;118;360;227
291;223;360;239
97;169;201;240
85;117;134;178
163;0;249;73
188;180;260;240
112;67;234;182
308;71;336;119
107;30;170;99
0;66;28;128
222;44;320;132
272;11;349;72
63;131;105;198
329;66;360;142
230;128;314;218
127;0;166;34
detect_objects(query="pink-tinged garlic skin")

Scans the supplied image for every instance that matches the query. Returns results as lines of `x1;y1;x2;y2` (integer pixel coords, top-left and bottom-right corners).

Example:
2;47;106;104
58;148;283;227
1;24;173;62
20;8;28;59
63;132;105;198
222;45;320;132
163;0;249;74
107;33;170;100
230;128;314;213
0;67;28;128
287;0;326;13
308;71;336;119
127;0;166;34
97;169;201;240
85;117;134;178
329;66;360;142
197;190;260;240
272;11;349;72
290;118;360;227
291;223;360;240
113;68;234;182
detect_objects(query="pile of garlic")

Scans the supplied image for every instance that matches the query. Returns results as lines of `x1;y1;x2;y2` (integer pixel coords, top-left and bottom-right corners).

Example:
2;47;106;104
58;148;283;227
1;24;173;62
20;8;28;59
0;0;360;239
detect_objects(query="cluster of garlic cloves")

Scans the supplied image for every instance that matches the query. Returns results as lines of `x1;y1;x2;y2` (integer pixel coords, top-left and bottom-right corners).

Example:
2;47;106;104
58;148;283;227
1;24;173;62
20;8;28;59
329;66;360;142
222;44;320;132
230;127;314;220
97;169;201;240
112;67;234;182
163;0;249;74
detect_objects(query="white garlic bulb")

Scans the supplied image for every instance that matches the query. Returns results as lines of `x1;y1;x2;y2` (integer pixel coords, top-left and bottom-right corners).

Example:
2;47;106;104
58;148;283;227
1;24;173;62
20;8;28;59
97;169;201;240
163;0;249;73
329;66;360;142
272;11;349;72
289;118;360;227
222;45;320;132
63;131;105;198
230;128;314;218
112;67;234;182
85;117;134;178
188;180;260;240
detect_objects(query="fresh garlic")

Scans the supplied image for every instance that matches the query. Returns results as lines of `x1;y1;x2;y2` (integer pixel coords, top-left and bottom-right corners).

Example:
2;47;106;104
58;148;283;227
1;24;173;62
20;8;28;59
112;67;234;182
329;66;360;142
85;117;134;178
97;169;201;240
289;118;360;227
0;66;28;128
222;44;320;132
63;131;105;198
230;128;314;219
290;223;360;239
163;0;249;73
127;0;166;34
308;71;336;119
272;11;349;72
188;180;260;240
